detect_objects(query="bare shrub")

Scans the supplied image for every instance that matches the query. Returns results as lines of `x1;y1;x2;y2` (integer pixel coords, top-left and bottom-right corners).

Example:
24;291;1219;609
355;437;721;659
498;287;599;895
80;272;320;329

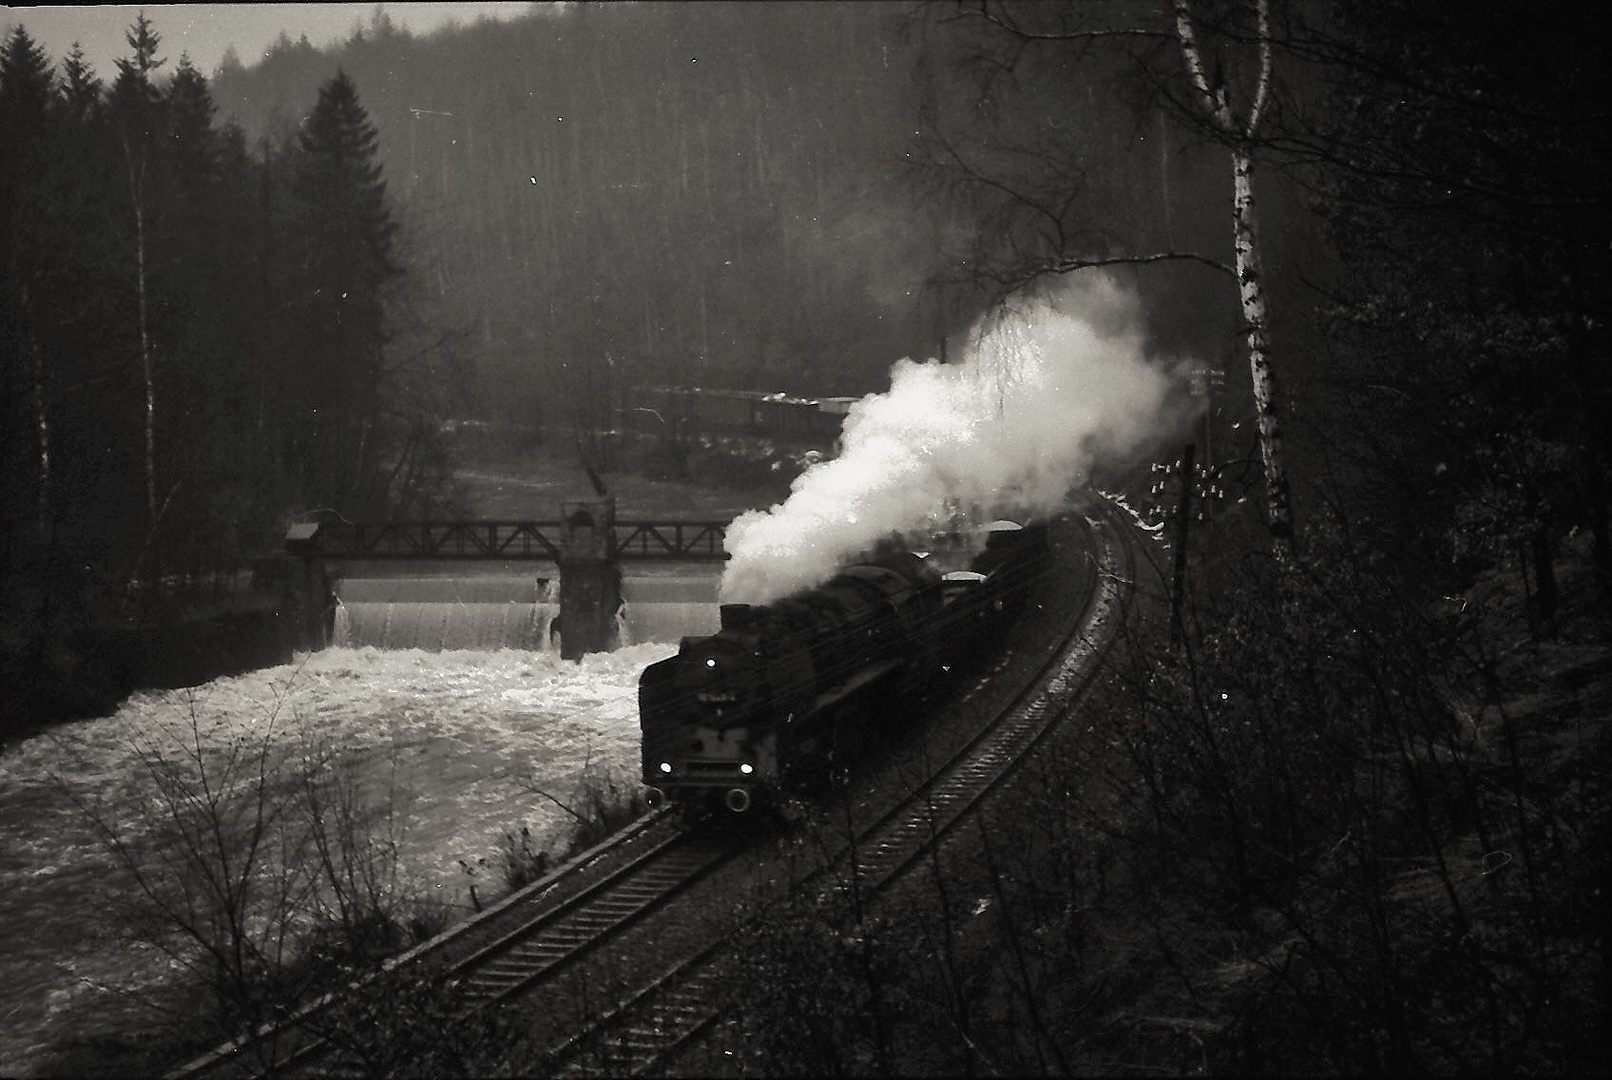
302;962;527;1079
1087;509;1610;1073
729;884;902;1077
521;746;648;861
61;689;431;1070
497;825;550;893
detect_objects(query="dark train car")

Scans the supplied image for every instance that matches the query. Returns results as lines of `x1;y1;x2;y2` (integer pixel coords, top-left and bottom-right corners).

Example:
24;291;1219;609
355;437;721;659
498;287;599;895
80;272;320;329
932;520;1048;659
640;521;1050;816
641;386;844;447
754;392;843;445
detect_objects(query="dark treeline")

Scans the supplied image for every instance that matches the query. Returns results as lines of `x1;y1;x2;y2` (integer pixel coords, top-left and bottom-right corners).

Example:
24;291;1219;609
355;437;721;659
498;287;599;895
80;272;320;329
209;2;980;430
1;16;461;722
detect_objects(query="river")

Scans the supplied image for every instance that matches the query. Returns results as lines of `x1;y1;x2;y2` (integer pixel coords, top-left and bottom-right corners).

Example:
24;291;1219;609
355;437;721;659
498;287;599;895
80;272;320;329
0;569;719;1075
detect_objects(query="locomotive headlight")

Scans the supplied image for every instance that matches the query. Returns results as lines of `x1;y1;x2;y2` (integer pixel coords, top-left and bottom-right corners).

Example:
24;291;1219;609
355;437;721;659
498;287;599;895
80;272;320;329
739;762;754;775
658;761;673;774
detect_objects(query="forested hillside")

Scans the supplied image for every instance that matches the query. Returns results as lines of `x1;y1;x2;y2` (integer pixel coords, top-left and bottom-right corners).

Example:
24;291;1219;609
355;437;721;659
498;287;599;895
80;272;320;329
210;3;975;421
1;14;454;720
3;4;1036;722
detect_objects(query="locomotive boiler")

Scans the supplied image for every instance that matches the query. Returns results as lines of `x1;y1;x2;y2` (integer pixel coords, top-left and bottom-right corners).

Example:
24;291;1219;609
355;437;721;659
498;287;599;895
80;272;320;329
639;520;1048;815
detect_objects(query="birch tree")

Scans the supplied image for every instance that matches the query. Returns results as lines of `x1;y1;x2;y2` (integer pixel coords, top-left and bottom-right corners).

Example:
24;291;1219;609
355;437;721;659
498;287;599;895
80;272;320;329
107;14;165;540
1171;0;1289;552
925;0;1295;556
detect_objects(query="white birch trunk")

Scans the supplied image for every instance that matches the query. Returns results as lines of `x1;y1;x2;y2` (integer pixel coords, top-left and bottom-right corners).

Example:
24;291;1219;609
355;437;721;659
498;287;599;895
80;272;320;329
1231;146;1291;547
125;144;158;533
1175;0;1294;558
30;329;50;540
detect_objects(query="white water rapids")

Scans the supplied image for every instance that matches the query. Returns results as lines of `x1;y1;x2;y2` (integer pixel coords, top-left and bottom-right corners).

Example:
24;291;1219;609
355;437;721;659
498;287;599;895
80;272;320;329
0;571;718;1076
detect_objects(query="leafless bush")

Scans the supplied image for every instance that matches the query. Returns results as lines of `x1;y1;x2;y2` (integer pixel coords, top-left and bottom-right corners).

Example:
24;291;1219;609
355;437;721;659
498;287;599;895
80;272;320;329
61;689;437;1070
521;747;648;861
1084;509;1610;1073
300;962;527;1079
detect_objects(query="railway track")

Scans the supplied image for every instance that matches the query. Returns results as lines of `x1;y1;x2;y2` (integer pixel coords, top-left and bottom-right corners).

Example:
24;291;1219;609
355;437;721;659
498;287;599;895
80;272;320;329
547;500;1138;1076
169;499;1138;1079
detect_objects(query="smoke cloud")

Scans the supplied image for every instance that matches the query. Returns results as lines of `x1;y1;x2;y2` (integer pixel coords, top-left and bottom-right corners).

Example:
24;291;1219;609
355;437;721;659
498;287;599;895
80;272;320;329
719;273;1186;604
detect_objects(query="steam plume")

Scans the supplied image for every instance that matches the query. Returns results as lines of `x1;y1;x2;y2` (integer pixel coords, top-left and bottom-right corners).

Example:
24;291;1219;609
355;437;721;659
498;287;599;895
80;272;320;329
720;274;1183;604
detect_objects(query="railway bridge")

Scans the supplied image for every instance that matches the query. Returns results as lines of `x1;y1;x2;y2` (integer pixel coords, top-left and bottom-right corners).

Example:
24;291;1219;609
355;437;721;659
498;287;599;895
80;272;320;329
284;517;730;562
283;500;729;658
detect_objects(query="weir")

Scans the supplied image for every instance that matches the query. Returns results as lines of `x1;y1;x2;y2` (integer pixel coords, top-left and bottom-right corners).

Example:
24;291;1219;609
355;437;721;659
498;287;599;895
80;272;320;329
329;569;719;652
331;575;560;650
287;508;728;657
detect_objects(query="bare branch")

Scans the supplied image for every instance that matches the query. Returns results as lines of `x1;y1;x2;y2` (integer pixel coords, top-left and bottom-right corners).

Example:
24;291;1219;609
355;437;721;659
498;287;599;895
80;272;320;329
1247;0;1273;136
955;1;1171;47
1048;251;1236;278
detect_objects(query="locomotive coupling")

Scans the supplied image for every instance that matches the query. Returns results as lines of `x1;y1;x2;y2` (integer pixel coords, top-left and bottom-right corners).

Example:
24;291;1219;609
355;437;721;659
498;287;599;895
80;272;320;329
724;787;753;813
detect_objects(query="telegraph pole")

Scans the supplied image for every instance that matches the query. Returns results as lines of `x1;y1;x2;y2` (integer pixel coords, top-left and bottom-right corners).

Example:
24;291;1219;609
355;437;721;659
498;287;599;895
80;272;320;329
1190;368;1224;522
1170;442;1195;649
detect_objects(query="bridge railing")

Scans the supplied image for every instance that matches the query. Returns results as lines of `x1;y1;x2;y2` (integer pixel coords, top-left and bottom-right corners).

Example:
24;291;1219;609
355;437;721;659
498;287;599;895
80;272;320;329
293;520;729;561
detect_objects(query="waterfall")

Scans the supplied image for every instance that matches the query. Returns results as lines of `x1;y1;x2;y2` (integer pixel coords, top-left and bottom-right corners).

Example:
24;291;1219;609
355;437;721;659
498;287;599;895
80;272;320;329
331;574;559;651
328;569;720;652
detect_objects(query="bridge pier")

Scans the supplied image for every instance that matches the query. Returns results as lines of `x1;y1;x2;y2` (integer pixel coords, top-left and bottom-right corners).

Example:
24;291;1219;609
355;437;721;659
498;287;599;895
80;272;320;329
557;498;621;660
282;523;334;650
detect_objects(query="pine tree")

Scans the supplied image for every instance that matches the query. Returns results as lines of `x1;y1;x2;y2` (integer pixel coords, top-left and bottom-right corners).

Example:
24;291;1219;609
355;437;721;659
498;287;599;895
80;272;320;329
159;54;251;571
288;70;401;513
166;55;219;190
57;42;103;122
0;26;58;548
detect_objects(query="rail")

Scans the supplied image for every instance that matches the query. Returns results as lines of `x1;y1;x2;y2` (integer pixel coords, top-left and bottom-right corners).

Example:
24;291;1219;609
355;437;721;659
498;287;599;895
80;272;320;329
183;503;1135;1079
550;501;1139;1074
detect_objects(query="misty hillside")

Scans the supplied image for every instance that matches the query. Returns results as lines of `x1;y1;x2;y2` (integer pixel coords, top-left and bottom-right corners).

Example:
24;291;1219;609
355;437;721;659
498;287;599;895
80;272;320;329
211;3;962;411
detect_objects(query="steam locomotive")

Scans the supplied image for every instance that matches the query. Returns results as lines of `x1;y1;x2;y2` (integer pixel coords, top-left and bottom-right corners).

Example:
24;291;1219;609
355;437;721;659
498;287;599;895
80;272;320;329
639;520;1051;815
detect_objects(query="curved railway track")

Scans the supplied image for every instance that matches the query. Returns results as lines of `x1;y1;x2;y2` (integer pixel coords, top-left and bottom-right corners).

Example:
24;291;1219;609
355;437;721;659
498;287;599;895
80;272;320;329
168;497;1140;1080
546;499;1137;1076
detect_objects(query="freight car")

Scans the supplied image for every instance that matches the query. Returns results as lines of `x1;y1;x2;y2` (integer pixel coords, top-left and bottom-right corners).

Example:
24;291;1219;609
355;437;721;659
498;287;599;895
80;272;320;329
637;386;844;446
639;520;1050;816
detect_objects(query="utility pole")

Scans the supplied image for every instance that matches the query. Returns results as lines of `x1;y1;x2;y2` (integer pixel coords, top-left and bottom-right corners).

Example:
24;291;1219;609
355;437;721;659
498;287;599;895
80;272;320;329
1190;368;1224;521
1170;442;1195;648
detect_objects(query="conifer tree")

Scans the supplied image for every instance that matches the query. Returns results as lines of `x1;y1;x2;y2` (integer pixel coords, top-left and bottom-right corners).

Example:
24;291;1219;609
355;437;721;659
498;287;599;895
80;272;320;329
107;13;167;543
166;56;219;190
288;70;401;513
0;26;57;546
57;42;102;122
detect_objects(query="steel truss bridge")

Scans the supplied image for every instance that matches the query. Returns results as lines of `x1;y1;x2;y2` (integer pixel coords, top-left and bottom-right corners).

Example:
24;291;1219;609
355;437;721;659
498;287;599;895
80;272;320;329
288;520;730;561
